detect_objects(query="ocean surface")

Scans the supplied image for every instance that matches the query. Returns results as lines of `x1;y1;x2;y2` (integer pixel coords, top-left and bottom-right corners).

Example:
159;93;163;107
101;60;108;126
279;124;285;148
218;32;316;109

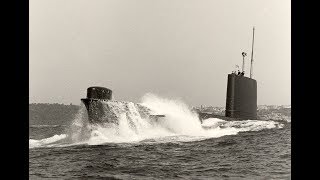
29;95;291;179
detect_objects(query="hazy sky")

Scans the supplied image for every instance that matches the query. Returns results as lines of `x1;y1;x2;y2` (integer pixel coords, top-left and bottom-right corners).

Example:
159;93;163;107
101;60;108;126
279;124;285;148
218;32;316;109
30;0;290;107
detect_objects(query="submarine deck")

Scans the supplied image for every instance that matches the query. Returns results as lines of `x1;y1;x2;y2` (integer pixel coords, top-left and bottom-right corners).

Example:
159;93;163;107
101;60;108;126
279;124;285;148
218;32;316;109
197;112;256;122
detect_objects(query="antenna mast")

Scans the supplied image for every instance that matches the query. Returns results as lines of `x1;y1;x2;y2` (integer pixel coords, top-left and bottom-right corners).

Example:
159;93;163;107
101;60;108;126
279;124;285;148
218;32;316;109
241;52;247;73
250;27;255;79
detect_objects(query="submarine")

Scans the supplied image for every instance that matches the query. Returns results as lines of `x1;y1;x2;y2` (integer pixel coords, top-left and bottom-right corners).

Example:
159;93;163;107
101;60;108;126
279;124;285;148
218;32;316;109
81;27;257;123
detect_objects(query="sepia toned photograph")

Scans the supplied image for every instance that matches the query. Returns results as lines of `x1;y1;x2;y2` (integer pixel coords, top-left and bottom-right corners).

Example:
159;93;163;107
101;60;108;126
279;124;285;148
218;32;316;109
29;0;291;179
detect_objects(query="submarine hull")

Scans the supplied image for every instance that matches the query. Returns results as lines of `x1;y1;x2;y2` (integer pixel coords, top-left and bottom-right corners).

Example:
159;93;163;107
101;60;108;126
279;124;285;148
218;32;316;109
81;98;115;124
81;87;113;124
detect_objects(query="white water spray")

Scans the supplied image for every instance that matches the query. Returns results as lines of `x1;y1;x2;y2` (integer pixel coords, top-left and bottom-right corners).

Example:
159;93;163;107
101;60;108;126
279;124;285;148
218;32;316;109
29;93;284;148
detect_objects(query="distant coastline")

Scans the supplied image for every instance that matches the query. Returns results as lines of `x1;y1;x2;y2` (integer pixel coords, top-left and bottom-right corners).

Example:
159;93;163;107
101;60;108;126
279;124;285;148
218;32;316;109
29;103;79;126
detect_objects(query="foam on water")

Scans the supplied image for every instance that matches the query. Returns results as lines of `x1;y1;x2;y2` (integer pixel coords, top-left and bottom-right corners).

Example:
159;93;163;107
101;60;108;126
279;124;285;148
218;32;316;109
29;94;284;148
29;134;67;148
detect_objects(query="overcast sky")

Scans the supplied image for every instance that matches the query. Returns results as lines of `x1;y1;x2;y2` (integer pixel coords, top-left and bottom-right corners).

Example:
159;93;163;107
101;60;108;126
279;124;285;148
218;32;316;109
30;0;290;107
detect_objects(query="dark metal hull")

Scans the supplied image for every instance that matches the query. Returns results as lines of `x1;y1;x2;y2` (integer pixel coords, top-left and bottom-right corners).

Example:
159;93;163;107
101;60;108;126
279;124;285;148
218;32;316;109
81;98;113;124
81;87;114;124
81;98;164;124
225;74;257;120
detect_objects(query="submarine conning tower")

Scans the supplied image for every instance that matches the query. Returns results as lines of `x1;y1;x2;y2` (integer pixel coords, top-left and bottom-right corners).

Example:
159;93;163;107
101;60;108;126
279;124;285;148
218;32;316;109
225;74;257;119
225;27;257;120
81;86;113;124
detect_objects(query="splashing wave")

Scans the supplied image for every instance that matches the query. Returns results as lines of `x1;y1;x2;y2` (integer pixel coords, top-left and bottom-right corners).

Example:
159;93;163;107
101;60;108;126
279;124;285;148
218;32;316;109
29;94;284;148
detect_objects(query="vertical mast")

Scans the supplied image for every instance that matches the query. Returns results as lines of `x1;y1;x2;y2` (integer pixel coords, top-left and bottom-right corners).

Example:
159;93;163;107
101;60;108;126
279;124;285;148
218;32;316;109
250;27;255;79
242;52;246;73
242;55;245;72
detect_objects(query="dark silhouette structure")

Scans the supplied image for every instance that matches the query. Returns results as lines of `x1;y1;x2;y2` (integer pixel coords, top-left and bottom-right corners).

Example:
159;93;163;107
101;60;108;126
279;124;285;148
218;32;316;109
224;27;257;119
225;74;257;119
81;87;113;124
199;27;258;121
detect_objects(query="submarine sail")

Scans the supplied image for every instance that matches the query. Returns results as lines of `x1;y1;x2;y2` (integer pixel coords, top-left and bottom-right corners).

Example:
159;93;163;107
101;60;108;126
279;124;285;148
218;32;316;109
225;27;257;120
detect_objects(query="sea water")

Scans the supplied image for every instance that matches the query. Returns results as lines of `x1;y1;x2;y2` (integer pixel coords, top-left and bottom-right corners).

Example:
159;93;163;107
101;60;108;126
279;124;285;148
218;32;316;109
29;94;290;179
